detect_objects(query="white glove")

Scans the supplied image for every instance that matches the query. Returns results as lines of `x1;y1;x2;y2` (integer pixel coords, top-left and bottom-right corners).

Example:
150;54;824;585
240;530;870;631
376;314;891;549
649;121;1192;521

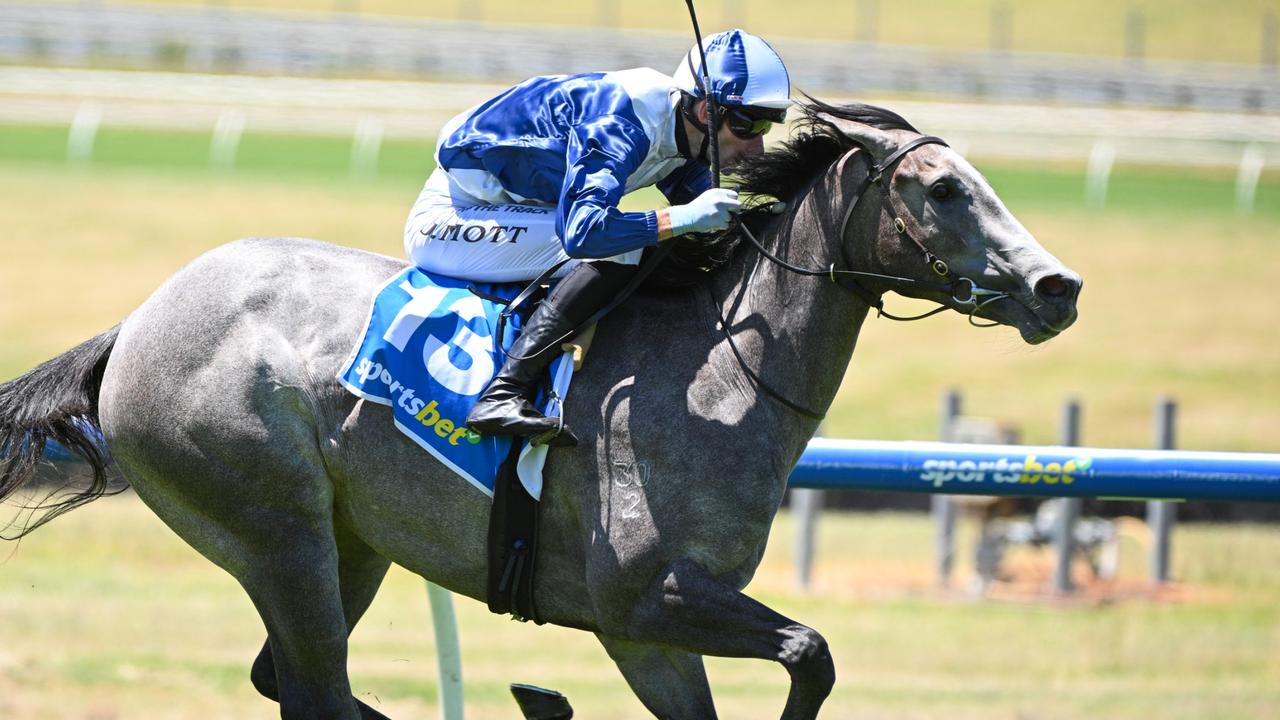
665;188;741;236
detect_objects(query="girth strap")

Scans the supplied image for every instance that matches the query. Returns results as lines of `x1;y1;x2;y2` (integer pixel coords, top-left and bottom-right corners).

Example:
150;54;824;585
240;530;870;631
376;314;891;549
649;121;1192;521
486;442;543;623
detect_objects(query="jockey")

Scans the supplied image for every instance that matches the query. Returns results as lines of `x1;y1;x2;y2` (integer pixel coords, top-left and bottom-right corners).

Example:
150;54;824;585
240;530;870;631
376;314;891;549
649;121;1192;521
404;29;792;446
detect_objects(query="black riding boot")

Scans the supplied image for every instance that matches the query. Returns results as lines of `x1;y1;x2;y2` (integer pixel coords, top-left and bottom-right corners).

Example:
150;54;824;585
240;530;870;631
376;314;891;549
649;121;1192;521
466;261;636;447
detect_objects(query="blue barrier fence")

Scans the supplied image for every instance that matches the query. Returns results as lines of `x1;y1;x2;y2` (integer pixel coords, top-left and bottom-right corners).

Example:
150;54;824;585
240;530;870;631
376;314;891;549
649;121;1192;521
791;438;1280;503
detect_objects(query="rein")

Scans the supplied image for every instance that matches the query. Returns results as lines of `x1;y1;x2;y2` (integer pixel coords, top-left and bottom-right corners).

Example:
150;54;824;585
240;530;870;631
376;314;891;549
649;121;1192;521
713;134;1011;420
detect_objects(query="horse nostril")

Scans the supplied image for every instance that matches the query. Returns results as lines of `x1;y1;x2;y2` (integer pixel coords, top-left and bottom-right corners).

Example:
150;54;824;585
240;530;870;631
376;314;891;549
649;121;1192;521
1035;274;1078;300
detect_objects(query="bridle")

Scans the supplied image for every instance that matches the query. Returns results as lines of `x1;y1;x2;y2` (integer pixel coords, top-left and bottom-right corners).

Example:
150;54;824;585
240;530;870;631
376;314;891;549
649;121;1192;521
742;134;1010;322
713;134;1012;420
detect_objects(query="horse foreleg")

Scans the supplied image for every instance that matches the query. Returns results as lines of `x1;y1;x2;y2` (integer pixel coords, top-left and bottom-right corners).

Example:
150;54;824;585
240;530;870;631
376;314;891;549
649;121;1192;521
596;634;716;719
251;519;392;719
621;558;835;720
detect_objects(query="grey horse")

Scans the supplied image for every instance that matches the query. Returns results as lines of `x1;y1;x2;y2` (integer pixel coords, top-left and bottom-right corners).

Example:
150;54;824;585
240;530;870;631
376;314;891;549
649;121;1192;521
0;102;1079;719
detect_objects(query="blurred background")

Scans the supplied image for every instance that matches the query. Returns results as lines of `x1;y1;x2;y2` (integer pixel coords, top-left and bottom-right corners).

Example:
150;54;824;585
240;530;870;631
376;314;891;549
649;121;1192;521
0;2;1277;719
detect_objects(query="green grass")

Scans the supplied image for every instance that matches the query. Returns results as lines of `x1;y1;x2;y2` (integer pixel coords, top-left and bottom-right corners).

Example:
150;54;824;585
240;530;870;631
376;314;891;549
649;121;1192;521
0;496;1276;718
981;161;1280;219
45;0;1280;66
3;122;1277;216
0;123;438;184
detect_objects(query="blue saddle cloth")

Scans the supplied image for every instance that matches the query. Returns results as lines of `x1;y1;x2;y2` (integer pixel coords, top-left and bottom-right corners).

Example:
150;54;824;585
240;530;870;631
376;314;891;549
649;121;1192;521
338;267;571;498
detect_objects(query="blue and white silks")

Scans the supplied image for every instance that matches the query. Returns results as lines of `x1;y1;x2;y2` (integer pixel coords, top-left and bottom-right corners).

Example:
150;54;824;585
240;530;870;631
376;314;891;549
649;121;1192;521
337;268;572;500
435;68;712;259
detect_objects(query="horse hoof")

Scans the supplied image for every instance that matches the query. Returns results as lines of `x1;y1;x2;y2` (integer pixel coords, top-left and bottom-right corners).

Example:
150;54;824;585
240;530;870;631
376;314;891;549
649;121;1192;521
511;683;573;719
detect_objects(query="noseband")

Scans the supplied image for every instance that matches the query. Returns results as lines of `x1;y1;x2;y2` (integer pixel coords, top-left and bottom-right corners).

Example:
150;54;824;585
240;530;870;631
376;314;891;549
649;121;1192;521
714;134;1011;420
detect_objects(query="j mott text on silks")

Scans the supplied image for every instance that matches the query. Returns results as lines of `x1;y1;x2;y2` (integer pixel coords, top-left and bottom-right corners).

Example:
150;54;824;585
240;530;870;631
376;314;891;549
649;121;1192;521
418;222;531;244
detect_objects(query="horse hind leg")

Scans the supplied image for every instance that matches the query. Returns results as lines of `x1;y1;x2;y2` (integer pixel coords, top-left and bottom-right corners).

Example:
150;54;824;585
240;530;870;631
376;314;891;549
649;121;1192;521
101;328;380;717
596;635;716;719
251;518;392;719
617;559;835;720
231;520;376;720
117;457;370;719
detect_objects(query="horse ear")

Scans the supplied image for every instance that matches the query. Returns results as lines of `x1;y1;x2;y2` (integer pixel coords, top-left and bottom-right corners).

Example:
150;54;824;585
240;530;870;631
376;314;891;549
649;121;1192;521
816;113;897;162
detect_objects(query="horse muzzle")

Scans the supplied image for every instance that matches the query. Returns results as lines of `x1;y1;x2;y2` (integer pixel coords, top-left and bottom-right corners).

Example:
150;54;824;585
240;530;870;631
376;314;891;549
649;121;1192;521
969;269;1082;344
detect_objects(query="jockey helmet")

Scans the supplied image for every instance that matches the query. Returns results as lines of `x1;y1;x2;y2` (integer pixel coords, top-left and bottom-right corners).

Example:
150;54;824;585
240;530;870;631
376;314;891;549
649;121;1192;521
673;29;791;123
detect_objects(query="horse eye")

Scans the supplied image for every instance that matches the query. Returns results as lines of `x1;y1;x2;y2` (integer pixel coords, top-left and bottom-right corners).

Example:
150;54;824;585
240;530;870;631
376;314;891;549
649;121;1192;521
930;182;952;200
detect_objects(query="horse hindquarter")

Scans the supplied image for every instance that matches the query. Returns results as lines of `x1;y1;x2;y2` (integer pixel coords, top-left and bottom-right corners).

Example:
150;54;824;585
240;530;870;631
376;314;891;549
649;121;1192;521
95;238;401;717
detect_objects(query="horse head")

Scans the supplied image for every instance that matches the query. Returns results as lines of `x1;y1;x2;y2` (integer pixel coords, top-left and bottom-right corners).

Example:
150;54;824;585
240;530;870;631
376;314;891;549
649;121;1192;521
815;104;1081;344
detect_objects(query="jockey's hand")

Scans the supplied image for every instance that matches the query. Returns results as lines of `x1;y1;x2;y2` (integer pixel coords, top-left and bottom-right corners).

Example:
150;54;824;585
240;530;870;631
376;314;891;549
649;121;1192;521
665;188;741;237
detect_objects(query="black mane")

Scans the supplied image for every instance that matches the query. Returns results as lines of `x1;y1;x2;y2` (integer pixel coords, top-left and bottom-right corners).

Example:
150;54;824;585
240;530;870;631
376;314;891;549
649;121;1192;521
733;97;919;201
650;98;920;287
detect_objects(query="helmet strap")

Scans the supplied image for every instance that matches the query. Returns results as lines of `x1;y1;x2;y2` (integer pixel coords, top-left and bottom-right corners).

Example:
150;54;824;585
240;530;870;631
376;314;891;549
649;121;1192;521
678;94;714;164
696;132;710;164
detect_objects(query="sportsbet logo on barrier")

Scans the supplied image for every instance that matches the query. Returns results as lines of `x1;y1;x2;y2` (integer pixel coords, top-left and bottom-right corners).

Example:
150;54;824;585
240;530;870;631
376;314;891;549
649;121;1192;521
919;455;1095;489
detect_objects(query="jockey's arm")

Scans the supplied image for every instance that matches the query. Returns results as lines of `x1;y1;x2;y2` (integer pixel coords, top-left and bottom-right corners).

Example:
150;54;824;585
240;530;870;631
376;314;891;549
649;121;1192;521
655;160;713;207
556;115;666;259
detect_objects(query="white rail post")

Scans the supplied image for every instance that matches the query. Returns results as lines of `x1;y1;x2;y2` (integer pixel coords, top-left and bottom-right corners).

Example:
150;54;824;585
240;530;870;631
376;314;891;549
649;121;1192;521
595;0;618;28
351;117;383;180
990;2;1012;53
855;0;879;44
1125;6;1147;65
1147;398;1177;585
724;0;746;28
1052;399;1082;595
67;102;103;166
209;109;245;171
793;487;824;591
1263;11;1278;71
1235;144;1265;217
459;0;481;23
794;420;826;591
934;389;962;589
1085;141;1115;210
426;582;465;720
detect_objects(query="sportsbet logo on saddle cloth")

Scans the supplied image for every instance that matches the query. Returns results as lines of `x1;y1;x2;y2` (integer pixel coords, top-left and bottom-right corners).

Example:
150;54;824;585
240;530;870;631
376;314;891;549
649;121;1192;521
338;267;572;498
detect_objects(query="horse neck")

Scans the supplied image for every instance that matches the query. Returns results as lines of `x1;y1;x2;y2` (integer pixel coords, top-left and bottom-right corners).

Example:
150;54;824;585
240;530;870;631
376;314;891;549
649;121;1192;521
709;167;874;437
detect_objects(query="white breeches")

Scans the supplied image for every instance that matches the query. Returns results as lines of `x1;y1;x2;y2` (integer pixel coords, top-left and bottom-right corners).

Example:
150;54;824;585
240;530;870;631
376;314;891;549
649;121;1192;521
404;168;642;283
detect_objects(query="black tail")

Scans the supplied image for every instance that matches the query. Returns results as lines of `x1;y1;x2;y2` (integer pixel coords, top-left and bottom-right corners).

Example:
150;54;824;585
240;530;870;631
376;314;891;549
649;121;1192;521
0;325;122;538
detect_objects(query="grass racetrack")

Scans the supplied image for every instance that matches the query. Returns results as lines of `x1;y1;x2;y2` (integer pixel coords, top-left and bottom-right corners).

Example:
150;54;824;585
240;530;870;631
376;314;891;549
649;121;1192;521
0;495;1278;719
0;124;1278;717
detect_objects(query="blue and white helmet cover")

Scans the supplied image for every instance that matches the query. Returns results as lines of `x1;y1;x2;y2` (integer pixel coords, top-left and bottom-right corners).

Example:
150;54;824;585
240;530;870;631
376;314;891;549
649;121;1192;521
673;29;792;116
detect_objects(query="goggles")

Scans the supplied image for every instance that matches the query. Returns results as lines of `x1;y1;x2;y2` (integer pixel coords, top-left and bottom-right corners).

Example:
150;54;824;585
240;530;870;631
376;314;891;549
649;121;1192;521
723;107;785;139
